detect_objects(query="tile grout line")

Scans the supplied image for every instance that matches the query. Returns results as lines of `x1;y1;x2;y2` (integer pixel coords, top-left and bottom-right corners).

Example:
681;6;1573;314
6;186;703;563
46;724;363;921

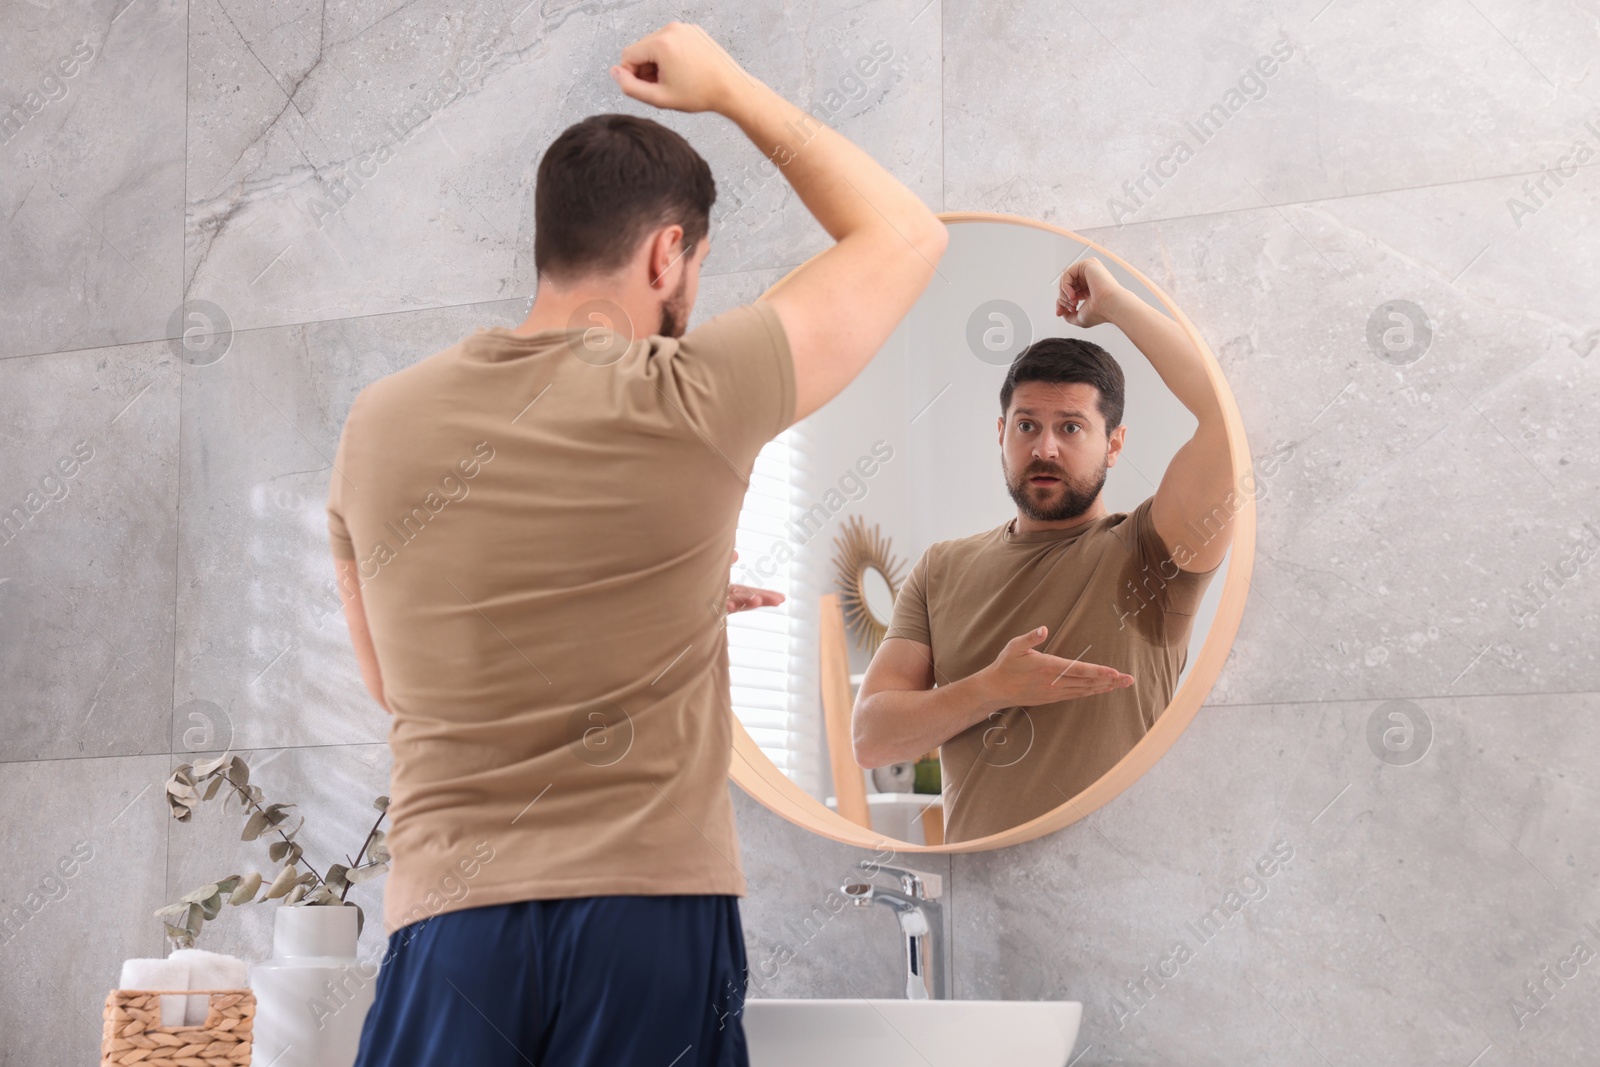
1076;155;1600;239
9;155;1600;368
0;262;808;365
4;739;394;769
164;0;192;929
9;687;1600;771
10;683;1600;771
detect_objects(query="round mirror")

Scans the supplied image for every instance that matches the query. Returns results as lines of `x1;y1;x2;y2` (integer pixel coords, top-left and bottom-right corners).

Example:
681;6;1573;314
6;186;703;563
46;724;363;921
726;212;1253;853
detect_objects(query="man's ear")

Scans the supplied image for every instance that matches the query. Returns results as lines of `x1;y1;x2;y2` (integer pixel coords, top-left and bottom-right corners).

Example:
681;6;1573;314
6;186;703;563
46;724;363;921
648;224;687;289
1106;424;1126;465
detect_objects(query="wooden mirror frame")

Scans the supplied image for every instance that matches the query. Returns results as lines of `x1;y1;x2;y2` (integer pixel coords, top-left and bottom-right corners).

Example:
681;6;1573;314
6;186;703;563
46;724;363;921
729;210;1256;853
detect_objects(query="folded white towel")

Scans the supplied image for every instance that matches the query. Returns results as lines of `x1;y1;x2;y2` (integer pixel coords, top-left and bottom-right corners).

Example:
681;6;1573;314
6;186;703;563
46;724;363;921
118;950;249;1026
169;948;250;1025
118;957;189;1027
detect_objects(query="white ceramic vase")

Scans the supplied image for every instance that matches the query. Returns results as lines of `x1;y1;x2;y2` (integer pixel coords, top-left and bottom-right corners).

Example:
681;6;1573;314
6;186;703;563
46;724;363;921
250;904;378;1067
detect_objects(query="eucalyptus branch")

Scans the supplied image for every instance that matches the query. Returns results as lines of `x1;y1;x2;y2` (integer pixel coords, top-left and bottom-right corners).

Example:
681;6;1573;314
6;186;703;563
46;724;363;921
341;807;388;903
160;753;390;948
226;778;332;893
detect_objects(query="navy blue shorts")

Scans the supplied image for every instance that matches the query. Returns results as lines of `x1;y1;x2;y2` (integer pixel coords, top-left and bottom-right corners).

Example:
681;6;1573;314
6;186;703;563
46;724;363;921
352;895;750;1067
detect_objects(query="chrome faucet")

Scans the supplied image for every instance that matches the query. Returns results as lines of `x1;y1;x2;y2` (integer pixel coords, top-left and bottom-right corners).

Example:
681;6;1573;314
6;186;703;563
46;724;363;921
842;864;947;1000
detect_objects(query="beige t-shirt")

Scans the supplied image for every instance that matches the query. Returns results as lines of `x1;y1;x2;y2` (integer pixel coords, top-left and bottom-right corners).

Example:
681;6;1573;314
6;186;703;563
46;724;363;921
884;497;1219;842
326;300;795;934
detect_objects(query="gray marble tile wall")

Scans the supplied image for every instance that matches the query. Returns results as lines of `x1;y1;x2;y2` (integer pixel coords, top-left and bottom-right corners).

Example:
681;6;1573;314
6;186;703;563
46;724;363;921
2;0;1595;1064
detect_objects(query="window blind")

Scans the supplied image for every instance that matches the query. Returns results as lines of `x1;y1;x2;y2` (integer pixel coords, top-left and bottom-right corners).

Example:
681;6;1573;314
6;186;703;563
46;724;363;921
727;423;825;797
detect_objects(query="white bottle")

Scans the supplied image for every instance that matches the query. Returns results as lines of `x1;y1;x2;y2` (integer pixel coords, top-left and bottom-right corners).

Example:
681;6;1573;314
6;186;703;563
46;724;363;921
250;904;378;1067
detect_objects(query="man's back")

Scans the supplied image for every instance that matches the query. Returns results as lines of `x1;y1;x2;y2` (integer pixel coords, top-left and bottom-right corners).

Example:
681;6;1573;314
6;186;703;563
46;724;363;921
338;26;948;1067
327;300;794;934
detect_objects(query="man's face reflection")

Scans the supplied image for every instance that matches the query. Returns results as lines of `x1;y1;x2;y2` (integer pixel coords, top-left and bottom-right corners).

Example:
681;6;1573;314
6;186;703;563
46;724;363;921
999;381;1113;523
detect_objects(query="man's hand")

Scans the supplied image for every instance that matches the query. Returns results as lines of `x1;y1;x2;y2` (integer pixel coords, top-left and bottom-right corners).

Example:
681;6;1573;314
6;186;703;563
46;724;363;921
728;583;784;614
727;549;784;615
1055;256;1130;329
610;22;757;115
976;624;1133;707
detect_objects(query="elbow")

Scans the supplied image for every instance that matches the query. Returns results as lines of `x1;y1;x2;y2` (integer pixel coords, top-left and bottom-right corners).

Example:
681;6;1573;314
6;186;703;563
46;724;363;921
853;743;886;771
916;218;949;263
849;703;884;769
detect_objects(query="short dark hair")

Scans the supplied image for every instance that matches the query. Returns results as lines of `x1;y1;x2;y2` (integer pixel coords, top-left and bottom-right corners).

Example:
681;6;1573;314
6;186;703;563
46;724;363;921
999;337;1126;433
534;113;716;282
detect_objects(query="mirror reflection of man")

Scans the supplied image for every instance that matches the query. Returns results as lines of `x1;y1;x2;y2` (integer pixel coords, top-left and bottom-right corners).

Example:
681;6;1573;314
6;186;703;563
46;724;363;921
852;258;1235;843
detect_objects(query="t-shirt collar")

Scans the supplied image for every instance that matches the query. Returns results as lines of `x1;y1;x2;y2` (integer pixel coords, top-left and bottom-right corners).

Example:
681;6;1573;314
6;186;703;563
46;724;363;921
1001;515;1103;544
461;325;586;363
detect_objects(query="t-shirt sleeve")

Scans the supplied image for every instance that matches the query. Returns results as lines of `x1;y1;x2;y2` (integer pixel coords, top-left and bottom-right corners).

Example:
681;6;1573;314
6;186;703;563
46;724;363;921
671;299;796;463
1128;495;1220;618
326;397;360;561
884;548;933;646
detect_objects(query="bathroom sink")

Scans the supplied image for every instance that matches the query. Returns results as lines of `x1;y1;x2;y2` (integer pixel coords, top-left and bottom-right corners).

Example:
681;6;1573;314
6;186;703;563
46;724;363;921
743;998;1082;1066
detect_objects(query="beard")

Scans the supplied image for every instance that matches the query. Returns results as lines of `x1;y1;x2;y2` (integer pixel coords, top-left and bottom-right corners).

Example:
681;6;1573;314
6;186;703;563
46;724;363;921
657;269;690;338
1003;453;1108;523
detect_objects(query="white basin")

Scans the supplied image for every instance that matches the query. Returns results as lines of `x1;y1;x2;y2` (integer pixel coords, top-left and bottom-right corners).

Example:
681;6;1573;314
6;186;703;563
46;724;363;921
744;998;1082;1066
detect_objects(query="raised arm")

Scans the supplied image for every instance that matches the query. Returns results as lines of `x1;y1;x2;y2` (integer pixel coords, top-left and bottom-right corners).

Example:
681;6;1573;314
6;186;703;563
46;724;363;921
725;84;947;423
612;22;948;424
1058;258;1235;573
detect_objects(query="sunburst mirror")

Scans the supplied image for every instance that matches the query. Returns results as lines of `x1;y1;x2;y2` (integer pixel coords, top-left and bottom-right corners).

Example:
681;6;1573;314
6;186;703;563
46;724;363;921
831;515;907;652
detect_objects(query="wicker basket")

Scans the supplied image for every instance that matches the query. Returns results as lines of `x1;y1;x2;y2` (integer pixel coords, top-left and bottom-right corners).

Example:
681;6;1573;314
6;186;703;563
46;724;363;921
101;987;255;1066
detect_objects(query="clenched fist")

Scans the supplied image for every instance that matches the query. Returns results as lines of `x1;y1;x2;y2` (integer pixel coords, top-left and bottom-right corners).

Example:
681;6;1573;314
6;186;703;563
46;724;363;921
1055;256;1127;329
610;22;756;115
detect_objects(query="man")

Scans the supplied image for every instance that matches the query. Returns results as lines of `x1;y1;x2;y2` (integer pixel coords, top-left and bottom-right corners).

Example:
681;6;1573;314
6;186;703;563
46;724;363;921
328;22;947;1067
852;257;1233;843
